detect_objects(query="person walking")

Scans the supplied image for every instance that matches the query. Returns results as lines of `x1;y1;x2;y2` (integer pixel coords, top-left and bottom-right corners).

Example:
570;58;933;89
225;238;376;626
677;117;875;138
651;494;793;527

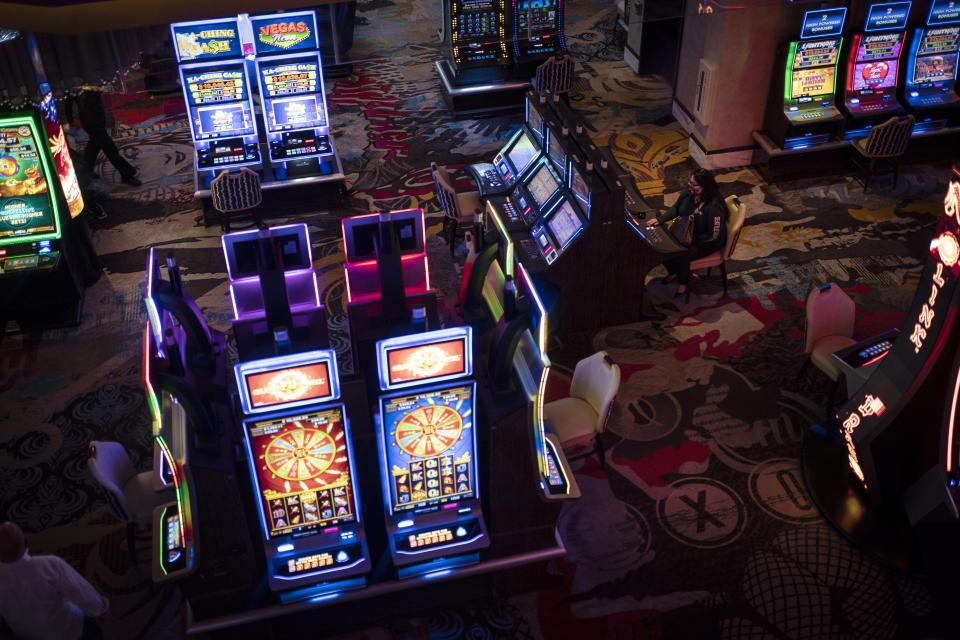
0;522;110;640
72;90;141;187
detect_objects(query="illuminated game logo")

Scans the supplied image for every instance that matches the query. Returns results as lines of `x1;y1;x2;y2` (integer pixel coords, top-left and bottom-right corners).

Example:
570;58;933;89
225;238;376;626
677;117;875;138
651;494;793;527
258;21;312;50
861;61;890;85
378;327;473;390
211;110;234;130
246;363;331;408
0;156;18;177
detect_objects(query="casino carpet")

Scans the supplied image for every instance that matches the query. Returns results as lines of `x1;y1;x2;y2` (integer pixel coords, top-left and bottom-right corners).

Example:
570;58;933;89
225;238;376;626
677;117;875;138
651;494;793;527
0;0;957;638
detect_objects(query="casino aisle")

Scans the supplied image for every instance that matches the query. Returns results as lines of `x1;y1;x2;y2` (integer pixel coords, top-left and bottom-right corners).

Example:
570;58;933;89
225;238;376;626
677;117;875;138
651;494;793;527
0;0;958;639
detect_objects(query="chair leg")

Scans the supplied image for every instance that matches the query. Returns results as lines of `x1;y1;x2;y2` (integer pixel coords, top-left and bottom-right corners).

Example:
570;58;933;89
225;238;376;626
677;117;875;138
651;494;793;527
864;158;875;194
126;521;137;565
796;357;811;383
595;433;606;468
448;219;459;257
720;262;728;296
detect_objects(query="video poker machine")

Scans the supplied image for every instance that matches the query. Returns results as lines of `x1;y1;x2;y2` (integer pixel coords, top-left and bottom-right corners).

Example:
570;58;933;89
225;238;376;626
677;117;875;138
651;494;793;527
841;2;911;139
902;0;960;132
511;0;566;75
253;11;344;181
466;125;543;197
374;327;489;577
764;7;847;149
171;17;262;193
236;349;371;596
441;0;511;85
0;105;93;331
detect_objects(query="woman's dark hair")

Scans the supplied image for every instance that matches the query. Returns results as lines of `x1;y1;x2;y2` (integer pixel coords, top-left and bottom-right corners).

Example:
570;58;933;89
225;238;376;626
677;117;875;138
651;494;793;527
692;169;722;206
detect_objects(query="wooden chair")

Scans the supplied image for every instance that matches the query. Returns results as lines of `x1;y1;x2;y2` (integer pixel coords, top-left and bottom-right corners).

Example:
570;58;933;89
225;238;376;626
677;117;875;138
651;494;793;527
686;195;746;303
209;167;263;232
851;115;914;194
87;441;172;564
431;162;481;257
543;352;621;465
798;284;856;408
532;54;576;96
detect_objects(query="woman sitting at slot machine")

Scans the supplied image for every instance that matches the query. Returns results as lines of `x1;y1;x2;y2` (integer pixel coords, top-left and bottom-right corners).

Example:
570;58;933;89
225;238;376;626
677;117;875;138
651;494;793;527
647;169;727;297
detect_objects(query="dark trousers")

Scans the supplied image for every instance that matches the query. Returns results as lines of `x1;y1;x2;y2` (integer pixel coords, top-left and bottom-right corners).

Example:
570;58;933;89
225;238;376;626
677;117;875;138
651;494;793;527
663;242;722;285
81;616;103;640
83;126;135;179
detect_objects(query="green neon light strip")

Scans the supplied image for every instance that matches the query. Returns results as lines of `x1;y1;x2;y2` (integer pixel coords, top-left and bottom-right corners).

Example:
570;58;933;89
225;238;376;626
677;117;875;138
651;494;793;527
158;505;169;576
486;201;514;278
0;115;62;246
783;41;797;102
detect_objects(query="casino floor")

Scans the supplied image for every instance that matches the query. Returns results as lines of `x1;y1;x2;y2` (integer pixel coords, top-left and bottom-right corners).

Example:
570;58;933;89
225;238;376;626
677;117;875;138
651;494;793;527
2;0;960;638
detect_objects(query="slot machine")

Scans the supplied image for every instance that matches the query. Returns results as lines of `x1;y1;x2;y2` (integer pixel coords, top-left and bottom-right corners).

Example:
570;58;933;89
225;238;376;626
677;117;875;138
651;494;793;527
465;125;543;197
841;2;911;139
441;0;511;85
374;326;490;577
763;7;847;149
236;349;371;596
902;0;960;132
171;17;262;193
511;0;566;74
0;107;89;331
252;11;343;181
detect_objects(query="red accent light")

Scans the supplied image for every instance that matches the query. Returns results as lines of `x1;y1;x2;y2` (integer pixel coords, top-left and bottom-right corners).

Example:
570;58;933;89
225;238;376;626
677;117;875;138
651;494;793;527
861;351;889;368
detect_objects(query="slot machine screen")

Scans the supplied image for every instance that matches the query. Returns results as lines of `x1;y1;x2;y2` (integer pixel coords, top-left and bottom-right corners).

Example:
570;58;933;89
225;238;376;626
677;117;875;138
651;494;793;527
569;162;590;209
459;0;499;37
791;67;837;99
246;406;358;539
506;132;538;176
351;222;379;260
517;0;558;33
918;26;960;56
526;163;562;210
793;38;842;68
547;130;566;175
229;230;310;279
193;104;254;140
0;122;57;242
857;32;904;61
244;361;332;409
183;66;247;106
272;96;325;130
385;337;468;386
380;384;477;513
395;218;419;253
914;52;958;84
546;200;583;250
526;101;544;145
853;59;900;89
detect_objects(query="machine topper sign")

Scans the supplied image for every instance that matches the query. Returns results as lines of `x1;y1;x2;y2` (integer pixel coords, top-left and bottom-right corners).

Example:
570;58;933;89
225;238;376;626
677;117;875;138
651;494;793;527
251;13;319;54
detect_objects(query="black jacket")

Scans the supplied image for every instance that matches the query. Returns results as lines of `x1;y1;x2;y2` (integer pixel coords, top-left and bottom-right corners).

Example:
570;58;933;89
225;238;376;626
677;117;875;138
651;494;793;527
657;191;727;250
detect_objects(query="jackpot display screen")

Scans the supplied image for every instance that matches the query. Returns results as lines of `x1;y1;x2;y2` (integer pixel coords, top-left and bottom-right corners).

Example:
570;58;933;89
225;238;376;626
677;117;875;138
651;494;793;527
857;32;904;61
246;407;357;538
183;66;247;106
791;67;837;99
380;384;477;513
385;337;468;386
259;60;320;98
506;132;538;175
918;26;960;56
244;362;332;410
794;38;842;68
854;59;900;90
0;122;57;242
546;199;582;250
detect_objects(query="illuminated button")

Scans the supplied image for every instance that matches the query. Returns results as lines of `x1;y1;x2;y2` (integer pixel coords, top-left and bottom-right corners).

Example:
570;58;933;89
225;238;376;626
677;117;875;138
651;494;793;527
336;551;349;563
456;526;467;537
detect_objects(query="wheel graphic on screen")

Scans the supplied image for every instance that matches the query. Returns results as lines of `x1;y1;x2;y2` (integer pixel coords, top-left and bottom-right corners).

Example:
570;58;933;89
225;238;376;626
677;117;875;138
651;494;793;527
262;427;337;482
395;405;463;457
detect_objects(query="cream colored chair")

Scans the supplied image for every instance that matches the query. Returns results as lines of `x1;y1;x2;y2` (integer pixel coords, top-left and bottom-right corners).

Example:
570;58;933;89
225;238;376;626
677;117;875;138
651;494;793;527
543;351;621;464
431;162;482;257
88;440;171;564
532;54;576;96
851;115;914;194
798;284;856;407
686;194;746;302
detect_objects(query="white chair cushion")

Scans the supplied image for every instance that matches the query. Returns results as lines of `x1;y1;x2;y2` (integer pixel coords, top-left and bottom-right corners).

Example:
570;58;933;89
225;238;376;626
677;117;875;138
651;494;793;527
810;335;858;381
544;396;600;448
569;352;620;429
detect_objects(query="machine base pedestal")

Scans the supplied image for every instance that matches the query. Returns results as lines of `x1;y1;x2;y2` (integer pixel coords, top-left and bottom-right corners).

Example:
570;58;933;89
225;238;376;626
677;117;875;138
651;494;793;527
436;60;530;118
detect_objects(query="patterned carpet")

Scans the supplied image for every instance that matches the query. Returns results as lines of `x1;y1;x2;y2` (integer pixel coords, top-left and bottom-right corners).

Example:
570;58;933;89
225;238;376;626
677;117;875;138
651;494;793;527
0;1;957;638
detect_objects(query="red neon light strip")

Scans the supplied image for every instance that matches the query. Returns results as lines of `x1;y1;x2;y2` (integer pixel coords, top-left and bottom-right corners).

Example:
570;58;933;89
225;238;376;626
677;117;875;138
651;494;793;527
861;351;890;368
948;366;960;473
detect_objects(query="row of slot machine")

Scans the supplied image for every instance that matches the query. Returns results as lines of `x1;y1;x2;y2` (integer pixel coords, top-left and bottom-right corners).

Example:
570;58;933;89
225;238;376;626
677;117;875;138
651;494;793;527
765;0;960;150
144;210;567;625
801;165;960;572
170;10;343;196
441;0;566;84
